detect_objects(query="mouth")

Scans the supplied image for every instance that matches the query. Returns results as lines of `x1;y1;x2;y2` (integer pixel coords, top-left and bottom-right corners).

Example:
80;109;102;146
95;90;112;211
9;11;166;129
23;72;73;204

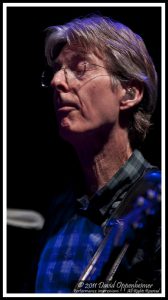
57;106;77;113
56;98;79;113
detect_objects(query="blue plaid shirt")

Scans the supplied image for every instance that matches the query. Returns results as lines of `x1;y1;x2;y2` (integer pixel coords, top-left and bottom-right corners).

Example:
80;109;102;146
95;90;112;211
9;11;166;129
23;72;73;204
35;150;153;293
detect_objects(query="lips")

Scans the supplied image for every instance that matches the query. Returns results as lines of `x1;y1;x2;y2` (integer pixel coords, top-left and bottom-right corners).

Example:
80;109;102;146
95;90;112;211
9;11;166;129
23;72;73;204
56;97;79;112
57;106;77;113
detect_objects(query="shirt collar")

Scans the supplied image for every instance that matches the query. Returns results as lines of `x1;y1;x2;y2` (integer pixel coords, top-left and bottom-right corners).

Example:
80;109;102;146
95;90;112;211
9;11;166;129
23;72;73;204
77;150;152;224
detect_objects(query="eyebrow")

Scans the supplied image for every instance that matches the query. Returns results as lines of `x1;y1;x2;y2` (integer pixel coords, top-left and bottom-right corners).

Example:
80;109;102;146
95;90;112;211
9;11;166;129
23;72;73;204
55;53;89;65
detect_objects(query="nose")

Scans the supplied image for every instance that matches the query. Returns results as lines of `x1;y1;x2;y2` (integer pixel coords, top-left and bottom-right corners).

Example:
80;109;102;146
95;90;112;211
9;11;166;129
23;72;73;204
50;69;69;93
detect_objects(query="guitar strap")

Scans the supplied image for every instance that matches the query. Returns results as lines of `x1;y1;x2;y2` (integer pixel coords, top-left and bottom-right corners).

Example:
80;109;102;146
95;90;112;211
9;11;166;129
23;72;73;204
111;166;160;219
74;166;161;287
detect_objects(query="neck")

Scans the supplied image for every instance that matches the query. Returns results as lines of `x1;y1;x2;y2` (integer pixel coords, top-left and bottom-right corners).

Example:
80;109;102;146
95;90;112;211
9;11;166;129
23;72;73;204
72;126;133;196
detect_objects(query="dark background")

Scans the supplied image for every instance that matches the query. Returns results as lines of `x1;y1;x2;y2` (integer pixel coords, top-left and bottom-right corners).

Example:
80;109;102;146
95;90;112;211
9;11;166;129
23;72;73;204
6;6;162;292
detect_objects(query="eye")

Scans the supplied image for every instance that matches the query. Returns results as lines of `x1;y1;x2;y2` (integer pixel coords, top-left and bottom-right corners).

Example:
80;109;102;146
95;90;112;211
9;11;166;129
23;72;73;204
72;62;87;78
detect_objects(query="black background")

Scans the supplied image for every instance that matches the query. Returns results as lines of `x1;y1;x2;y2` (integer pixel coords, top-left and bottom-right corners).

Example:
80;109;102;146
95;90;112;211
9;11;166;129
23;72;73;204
6;5;162;292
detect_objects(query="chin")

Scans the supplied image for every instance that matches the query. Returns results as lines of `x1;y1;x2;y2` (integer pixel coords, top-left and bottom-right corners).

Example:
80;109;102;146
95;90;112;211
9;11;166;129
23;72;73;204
58;125;92;144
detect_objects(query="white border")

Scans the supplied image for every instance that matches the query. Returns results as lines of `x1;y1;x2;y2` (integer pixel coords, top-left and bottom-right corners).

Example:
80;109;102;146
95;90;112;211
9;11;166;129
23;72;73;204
161;3;166;298
2;2;166;7
3;2;165;298
3;2;7;297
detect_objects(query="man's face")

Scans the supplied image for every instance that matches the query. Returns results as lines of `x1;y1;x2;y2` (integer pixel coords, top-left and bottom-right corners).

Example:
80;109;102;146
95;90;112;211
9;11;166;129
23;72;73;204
51;47;125;142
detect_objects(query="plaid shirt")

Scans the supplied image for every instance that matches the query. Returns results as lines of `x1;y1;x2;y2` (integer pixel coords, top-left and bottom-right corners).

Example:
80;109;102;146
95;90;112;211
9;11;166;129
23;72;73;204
35;150;154;293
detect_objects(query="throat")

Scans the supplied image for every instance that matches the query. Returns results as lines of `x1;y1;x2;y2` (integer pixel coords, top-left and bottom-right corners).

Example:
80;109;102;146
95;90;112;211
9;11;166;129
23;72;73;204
77;143;132;196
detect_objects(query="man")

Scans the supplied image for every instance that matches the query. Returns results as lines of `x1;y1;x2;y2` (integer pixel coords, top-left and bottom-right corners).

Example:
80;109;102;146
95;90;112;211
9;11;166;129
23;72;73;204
35;15;161;293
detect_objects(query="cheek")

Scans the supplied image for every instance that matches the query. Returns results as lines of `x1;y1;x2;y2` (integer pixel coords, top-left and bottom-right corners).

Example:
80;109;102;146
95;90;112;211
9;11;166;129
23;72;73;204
79;80;119;123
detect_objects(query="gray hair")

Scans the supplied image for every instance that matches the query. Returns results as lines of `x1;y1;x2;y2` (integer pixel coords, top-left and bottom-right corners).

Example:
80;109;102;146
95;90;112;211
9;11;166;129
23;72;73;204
44;14;158;148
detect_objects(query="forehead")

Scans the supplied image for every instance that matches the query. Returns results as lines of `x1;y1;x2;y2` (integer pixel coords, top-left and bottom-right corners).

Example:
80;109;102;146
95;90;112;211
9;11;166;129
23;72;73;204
56;47;85;62
55;45;104;64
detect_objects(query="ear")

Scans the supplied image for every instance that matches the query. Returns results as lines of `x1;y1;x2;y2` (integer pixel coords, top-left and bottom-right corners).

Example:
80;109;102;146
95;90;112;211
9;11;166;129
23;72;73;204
120;83;144;111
